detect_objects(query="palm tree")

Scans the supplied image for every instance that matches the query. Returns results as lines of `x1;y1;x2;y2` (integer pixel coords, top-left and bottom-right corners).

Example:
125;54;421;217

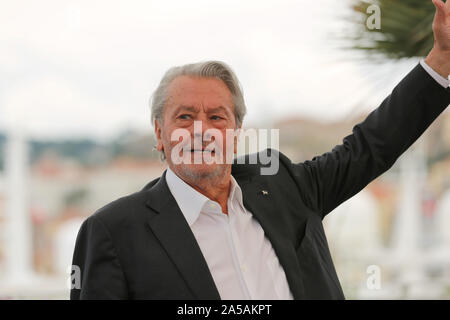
351;0;436;59
350;0;450;165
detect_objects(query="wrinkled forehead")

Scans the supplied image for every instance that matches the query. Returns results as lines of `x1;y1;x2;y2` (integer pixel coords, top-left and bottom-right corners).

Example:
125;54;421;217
165;75;234;113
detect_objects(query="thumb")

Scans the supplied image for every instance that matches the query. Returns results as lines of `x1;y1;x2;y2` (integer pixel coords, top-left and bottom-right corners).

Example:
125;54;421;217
431;0;450;26
432;0;446;20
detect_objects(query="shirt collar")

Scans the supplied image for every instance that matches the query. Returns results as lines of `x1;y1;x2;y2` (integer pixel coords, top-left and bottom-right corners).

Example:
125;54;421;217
165;167;244;226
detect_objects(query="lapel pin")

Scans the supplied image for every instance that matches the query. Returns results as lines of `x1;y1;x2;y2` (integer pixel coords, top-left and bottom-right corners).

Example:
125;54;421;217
261;190;269;196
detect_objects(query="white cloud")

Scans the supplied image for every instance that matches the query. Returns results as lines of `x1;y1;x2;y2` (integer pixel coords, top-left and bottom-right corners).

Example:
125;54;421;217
1;76;147;140
0;0;416;139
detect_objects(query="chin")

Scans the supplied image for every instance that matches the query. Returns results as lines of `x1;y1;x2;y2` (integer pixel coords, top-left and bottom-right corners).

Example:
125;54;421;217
176;163;226;181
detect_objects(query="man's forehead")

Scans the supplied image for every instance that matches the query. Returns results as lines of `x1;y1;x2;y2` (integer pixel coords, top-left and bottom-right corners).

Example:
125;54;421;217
167;76;232;99
165;76;234;111
174;105;231;113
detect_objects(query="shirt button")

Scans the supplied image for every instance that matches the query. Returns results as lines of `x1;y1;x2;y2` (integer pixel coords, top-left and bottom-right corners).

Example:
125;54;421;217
241;265;246;272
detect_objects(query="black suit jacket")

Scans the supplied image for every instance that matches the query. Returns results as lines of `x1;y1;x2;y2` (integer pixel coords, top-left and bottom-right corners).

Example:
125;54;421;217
70;64;450;300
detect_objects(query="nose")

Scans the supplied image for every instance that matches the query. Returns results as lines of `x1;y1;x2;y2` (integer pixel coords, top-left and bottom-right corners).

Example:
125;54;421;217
192;117;215;141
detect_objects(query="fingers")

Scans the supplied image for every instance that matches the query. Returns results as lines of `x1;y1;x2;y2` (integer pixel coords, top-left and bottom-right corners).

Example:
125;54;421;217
432;0;447;21
432;0;445;11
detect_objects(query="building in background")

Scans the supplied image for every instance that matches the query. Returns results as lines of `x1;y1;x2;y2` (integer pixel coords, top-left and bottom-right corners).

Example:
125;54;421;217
0;110;449;299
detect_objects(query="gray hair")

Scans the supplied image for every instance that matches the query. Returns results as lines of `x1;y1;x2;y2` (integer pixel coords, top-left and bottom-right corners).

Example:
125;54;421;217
149;60;246;161
150;60;246;129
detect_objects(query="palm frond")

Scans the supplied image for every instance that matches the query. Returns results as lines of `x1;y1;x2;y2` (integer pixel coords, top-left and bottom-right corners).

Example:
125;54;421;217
349;0;436;59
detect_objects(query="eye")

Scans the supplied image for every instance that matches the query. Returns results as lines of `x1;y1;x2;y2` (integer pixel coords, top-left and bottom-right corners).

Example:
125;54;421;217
178;114;192;120
210;115;223;120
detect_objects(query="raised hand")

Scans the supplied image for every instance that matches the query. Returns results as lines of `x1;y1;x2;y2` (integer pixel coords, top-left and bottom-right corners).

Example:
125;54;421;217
425;0;450;78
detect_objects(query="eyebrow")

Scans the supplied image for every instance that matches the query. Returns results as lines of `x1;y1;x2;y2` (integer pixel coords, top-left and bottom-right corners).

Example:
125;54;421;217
208;106;229;114
175;105;231;115
175;105;197;113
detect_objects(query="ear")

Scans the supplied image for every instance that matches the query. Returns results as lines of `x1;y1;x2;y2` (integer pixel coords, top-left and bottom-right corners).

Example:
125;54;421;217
154;119;164;152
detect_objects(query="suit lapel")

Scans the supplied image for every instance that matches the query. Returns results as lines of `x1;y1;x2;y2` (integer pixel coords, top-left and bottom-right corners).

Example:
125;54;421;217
145;171;221;300
235;175;306;300
144;167;305;300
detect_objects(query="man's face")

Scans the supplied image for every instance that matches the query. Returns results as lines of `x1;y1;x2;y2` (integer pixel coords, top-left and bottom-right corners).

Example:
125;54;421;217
155;75;240;182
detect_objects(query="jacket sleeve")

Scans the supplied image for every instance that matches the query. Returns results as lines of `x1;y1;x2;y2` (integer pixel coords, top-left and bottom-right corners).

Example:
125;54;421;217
282;63;450;219
70;215;128;299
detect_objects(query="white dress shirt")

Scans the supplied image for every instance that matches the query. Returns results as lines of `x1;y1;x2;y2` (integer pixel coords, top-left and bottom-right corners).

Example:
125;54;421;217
164;62;446;300
165;167;294;300
420;59;450;88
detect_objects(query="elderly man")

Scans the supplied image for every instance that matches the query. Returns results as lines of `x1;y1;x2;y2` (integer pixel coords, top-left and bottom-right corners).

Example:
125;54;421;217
71;0;450;299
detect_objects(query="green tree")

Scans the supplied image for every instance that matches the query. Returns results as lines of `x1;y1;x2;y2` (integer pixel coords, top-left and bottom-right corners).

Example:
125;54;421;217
352;0;436;59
